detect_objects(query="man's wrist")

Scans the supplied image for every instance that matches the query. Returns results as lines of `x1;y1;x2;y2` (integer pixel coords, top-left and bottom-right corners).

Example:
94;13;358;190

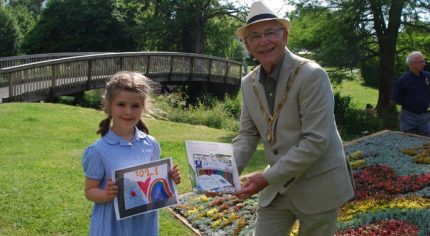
255;173;269;188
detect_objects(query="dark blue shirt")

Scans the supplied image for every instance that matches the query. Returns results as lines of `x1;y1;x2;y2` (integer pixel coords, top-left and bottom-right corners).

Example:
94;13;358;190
391;70;430;114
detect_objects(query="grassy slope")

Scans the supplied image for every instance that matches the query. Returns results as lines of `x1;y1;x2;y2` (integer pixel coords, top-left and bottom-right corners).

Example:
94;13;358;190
0;103;267;236
334;79;379;109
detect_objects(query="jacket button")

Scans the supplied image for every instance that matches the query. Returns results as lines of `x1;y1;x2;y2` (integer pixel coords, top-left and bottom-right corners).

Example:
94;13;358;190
273;149;279;155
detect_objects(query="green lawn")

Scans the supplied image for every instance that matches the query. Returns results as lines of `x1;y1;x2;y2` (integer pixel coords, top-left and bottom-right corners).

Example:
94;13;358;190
0;103;266;236
334;79;379;109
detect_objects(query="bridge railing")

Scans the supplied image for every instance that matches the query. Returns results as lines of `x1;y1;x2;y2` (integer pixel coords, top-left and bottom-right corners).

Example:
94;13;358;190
0;52;108;69
0;52;243;102
0;52;108;86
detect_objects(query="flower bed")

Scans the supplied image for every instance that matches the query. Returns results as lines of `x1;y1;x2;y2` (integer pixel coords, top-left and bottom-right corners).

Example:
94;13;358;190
171;130;430;235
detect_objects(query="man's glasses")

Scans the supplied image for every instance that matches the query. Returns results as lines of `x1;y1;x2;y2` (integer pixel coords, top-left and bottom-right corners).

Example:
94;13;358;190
412;60;425;64
246;28;284;44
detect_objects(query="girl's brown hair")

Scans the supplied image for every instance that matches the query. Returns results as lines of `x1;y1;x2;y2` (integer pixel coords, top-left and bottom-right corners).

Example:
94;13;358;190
97;71;152;136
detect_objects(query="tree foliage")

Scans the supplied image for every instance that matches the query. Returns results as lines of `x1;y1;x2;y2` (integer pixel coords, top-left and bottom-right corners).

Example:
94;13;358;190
17;0;246;59
125;0;244;55
23;0;137;53
0;7;19;56
289;0;430;117
5;4;36;53
7;0;44;15
288;5;361;67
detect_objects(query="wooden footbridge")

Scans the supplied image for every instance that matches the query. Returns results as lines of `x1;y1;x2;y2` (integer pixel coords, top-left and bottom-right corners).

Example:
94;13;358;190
0;52;243;103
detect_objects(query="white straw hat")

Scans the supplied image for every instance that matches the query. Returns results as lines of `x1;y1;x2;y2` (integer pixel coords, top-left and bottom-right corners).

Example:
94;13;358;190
235;1;291;41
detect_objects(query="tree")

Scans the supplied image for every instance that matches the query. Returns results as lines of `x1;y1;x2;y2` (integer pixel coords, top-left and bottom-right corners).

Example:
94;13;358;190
0;7;19;56
7;0;44;15
290;0;430;117
5;4;36;54
288;5;361;66
204;16;244;59
184;0;243;54
128;0;244;54
23;0;136;53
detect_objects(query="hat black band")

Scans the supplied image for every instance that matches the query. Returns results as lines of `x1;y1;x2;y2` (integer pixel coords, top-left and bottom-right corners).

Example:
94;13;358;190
247;14;278;24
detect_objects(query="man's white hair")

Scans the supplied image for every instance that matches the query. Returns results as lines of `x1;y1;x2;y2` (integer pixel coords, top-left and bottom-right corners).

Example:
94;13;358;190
406;51;424;65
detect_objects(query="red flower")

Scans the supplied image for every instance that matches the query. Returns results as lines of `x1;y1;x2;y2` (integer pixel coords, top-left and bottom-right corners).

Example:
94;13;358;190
353;164;430;199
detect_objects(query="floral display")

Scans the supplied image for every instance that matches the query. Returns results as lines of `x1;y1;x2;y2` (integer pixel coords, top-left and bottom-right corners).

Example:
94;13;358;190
336;219;420;236
401;143;430;164
173;194;258;235
171;131;430;235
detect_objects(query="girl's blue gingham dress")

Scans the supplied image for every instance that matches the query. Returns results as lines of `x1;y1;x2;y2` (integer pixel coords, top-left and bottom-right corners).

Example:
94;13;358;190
83;128;160;236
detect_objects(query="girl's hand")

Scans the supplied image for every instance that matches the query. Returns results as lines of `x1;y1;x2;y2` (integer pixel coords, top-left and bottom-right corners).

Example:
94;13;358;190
171;165;181;185
85;177;118;203
104;177;118;201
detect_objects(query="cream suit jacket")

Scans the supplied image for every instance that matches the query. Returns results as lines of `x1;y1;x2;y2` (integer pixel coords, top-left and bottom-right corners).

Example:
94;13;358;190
232;49;355;214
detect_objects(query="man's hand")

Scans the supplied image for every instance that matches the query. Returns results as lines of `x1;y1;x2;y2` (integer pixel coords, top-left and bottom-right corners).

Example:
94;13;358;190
233;173;269;200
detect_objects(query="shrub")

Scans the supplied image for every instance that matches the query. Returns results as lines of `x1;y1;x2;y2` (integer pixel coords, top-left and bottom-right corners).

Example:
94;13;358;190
359;57;379;88
58;90;102;109
334;92;383;140
222;94;242;120
153;92;240;132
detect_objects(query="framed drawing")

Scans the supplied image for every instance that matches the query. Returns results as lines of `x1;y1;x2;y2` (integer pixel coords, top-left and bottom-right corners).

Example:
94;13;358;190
113;158;179;220
185;141;241;193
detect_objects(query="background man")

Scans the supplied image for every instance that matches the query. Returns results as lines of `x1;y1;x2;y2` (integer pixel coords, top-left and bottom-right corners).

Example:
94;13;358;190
391;51;430;136
232;2;355;235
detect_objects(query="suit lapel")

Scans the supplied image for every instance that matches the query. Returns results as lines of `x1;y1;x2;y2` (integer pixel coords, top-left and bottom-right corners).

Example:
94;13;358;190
253;66;272;116
275;49;296;105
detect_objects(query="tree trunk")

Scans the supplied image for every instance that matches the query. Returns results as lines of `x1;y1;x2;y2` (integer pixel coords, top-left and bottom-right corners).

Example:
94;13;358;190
371;0;405;116
194;1;205;54
376;43;396;115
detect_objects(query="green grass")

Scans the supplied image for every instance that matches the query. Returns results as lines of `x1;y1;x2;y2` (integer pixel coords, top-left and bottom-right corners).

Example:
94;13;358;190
334;79;378;109
0;102;267;236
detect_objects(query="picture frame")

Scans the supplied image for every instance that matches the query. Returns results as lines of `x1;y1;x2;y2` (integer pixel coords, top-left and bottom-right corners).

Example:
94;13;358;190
185;141;241;193
113;158;179;220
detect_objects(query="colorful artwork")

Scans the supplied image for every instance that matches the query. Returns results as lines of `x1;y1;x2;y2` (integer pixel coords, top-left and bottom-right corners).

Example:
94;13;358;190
113;158;178;220
124;178;149;210
185;141;241;193
149;178;173;202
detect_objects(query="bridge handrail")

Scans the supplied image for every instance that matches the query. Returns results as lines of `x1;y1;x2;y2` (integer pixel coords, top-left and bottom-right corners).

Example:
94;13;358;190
0;52;109;69
1;52;242;72
1;51;243;102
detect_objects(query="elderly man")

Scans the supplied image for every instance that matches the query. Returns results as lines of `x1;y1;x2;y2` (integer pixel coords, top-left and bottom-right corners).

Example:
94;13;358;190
391;51;430;136
231;2;355;235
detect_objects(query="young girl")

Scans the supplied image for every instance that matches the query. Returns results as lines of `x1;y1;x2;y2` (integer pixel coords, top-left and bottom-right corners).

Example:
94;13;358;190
82;71;181;236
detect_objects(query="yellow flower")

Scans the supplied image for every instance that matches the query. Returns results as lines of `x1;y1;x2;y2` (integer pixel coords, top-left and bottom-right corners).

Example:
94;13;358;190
185;208;198;216
206;208;218;217
401;148;418;156
211;219;222;228
339;196;430;221
198;195;209;202
350;159;365;169
350;150;364;160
